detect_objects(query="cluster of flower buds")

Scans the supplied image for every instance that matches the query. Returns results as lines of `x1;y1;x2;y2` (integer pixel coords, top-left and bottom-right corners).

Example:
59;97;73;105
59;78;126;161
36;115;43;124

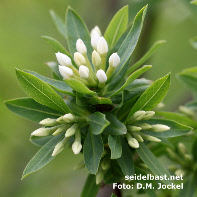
126;110;170;148
31;113;84;156
179;106;196;119
56;26;121;92
167;143;195;177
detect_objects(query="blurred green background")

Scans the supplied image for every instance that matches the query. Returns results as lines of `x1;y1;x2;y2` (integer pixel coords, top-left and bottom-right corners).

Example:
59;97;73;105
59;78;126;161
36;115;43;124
0;0;197;196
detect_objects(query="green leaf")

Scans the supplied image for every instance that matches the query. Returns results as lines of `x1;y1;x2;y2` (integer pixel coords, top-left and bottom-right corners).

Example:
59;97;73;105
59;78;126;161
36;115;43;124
156;111;197;129
50;10;67;39
110;65;152;97
108;135;122;159
128;40;166;74
16;69;72;114
104;6;128;48
190;36;197;49
126;73;170;122
87;112;110;135
139;119;192;138
65;78;97;95
190;0;197;5
5;98;62;122
22;135;63;179
117;139;134;176
103;113;127;135
88;96;113;105
136;142;172;185
111;194;117;197
106;5;148;90
81;174;100;197
26;71;74;96
45;61;62;80
66;7;93;64
192;137;197;162
84;131;104;174
30;136;54;146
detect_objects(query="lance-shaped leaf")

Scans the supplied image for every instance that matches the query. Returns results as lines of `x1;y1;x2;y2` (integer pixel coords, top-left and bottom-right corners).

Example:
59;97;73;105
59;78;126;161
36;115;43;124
136;142;172;185
16;69;72;114
66;7;93;64
26;71;74;96
81;174;100;197
30;136;54;147
50;10;67;39
128;40;166;74
65;78;97;95
84;131;104;174
106;5;148;90
22;135;63;179
110;65;152;97
88;96;113;105
5;98;62;122
108;135;122;159
126;73;170;122
139;119;192;138
103;113;127;135
104;6;128;48
87;112;110;135
117;139;134;176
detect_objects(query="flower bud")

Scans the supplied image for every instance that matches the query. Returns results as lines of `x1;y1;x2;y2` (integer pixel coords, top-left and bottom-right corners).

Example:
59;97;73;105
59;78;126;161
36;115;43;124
65;123;78;137
53;124;71;136
63;113;75;123
174;169;187;177
96;169;104;185
76;39;87;54
109;53;120;68
143;111;155;120
56;52;72;66
39;118;58;126
140;123;152;130
178;143;187;156
179;106;195;117
127;125;142;132
129;111;146;123
92;50;101;68
31;126;58;136
59;66;74;80
52;137;69;156
101;159;110;171
132;132;144;142
91;30;100;49
74;52;86;67
184;154;193;163
151;124;170;132
97;37;108;55
96;69;107;83
72;141;82;154
91;26;102;36
126;133;139;148
79;65;89;79
56;116;64;123
140;133;161;142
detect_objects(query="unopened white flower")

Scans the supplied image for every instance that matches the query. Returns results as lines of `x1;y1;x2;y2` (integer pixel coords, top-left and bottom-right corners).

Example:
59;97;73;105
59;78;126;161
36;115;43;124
91;30;100;49
58;66;74;80
39;118;58;126
96;69;107;83
65;123;78;137
91;26;102;36
131;111;146;122
132;132;144;142
63;113;75;123
52;137;69;156
96;170;104;185
76;39;87;54
97;37;108;55
109;53;120;68
174;169;186;177
140;123;152;130
140;133;161;142
152;124;170;132
126;133;139;148
127;125;142;132
72;141;82;154
92;50;101;68
79;65;89;79
143;111;155;120
53;124;71;136
178;143;187;156
179;106;195;117
74;52;86;67
56;52;72;66
31;127;55;136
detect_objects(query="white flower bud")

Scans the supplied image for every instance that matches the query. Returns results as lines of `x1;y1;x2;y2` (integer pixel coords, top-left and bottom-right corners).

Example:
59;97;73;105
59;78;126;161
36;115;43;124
91;30;100;49
178;143;187;156
130;111;146;123
179;106;195;117
52;137;69;156
39;118;58;126
72;141;82;154
56;116;64;123
126;133;139;148
96;170;104;185
79;65;89;79
132;132;144;142
151;124;170;132
101;159;110;171
74;52;86;67
59;66;73;80
55;52;72;66
127;126;142;132
76;39;87;54
91;26;102;36
143;111;155;120
140;123;152;130
175;169;187;177
109;53;120;68
92;50;101;67
97;37;108;55
96;69;107;83
65;123;78;137
31;127;57;136
140;133;161;142
53;124;71;136
63;113;75;123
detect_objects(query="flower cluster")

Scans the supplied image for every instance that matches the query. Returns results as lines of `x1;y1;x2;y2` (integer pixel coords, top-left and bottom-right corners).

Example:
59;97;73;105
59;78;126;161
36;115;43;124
56;26;120;92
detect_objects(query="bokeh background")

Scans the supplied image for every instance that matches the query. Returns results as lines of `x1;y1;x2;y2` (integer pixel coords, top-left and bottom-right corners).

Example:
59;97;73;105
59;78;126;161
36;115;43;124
0;0;197;196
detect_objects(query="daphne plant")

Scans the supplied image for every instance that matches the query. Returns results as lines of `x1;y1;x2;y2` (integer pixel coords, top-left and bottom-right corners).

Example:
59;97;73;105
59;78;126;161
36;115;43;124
5;5;193;197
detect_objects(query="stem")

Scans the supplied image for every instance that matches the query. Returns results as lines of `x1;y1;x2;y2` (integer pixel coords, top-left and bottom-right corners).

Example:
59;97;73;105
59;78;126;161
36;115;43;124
96;182;122;197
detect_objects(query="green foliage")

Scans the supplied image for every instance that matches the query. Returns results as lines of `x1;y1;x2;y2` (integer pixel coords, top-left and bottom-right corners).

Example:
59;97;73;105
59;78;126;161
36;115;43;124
108;135;122;159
